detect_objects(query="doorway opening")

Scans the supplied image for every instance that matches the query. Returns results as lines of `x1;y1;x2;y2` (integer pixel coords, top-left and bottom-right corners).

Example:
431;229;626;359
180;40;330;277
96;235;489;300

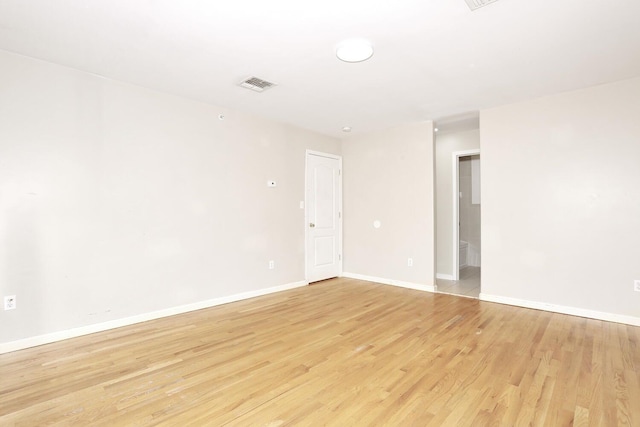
437;149;481;298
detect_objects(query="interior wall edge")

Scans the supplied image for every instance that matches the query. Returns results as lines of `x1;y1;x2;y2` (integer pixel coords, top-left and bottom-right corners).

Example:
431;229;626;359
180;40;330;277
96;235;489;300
479;293;640;327
0;280;308;354
341;272;436;293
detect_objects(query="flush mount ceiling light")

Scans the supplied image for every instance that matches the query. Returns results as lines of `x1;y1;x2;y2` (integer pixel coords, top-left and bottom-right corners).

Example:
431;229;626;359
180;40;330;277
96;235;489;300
342;126;352;132
336;39;374;63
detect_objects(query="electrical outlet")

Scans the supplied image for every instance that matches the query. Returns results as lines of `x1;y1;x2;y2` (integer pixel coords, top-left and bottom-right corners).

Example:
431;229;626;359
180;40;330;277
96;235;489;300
634;280;640;292
407;258;413;267
269;260;275;270
4;295;16;310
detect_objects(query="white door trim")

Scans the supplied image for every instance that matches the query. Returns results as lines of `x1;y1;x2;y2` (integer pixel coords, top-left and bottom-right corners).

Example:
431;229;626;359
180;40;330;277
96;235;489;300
305;150;343;282
452;149;480;280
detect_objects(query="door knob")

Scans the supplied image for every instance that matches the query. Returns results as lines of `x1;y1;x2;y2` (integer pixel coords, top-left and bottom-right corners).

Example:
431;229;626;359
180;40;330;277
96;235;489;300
309;223;315;228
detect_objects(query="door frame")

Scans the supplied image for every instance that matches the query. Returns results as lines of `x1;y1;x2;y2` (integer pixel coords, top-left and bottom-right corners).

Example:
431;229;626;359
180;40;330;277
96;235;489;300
304;150;343;283
452;149;480;280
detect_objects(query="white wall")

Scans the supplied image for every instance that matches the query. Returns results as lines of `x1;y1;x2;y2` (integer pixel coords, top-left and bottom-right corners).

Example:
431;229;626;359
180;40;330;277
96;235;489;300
0;50;340;345
481;76;640;321
435;130;480;277
342;122;435;289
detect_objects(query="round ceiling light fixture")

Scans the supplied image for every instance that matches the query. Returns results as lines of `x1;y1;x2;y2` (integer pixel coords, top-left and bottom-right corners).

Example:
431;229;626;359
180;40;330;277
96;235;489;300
336;39;374;63
342;126;352;133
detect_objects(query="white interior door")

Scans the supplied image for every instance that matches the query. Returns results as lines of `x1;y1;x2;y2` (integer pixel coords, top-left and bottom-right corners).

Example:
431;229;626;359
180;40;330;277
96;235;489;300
306;151;342;283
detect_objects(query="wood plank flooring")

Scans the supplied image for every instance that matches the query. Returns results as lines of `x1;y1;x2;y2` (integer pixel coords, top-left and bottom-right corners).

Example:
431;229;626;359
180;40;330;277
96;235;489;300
1;277;639;426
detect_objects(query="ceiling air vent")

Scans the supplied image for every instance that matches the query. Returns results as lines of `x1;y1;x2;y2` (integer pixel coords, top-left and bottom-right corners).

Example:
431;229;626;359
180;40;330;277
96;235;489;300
464;0;499;11
239;76;276;92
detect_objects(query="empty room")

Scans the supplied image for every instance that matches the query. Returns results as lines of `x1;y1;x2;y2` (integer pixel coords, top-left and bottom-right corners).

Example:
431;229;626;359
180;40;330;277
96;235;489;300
1;0;639;425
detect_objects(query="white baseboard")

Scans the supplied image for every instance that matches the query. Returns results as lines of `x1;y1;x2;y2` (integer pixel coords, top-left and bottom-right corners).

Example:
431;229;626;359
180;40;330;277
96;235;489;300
0;280;308;354
342;272;435;293
479;293;640;327
436;273;454;280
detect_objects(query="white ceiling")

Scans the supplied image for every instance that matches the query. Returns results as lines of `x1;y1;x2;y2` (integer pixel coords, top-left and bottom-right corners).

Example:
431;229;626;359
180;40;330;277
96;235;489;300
1;0;640;138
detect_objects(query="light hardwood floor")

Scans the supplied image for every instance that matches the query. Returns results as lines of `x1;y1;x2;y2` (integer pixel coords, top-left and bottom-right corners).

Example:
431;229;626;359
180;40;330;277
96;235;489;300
1;277;639;426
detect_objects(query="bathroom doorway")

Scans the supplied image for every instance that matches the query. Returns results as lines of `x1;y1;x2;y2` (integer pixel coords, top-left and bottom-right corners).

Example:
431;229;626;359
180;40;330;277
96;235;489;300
436;149;481;298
